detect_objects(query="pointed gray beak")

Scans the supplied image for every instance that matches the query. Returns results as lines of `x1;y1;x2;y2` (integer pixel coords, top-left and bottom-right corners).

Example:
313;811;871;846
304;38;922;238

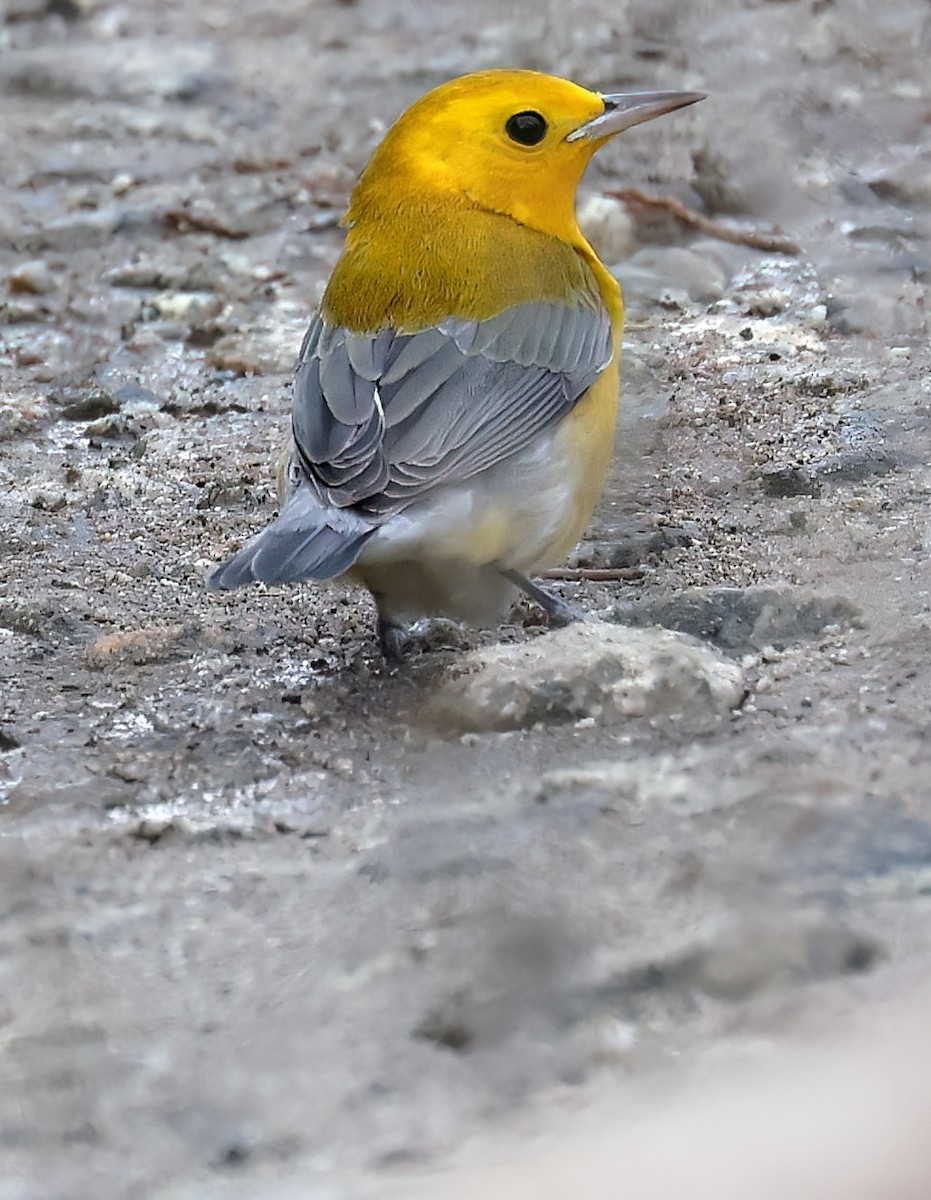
567;90;705;143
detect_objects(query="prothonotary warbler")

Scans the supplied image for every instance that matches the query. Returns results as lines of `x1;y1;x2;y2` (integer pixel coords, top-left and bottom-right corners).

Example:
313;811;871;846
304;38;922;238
208;70;703;656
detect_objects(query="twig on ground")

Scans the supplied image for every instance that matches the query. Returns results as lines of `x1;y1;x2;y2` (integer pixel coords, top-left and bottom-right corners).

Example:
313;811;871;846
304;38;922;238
541;567;644;581
607;187;801;255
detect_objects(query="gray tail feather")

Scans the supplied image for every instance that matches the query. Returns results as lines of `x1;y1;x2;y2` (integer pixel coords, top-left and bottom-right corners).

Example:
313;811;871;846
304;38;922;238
207;488;376;591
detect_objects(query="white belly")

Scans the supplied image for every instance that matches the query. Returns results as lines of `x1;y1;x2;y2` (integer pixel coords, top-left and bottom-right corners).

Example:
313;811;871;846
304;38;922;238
358;429;574;571
348;430;580;624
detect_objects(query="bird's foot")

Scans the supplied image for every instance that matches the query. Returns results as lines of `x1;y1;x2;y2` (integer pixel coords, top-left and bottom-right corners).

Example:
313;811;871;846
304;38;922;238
501;569;580;629
377;616;411;663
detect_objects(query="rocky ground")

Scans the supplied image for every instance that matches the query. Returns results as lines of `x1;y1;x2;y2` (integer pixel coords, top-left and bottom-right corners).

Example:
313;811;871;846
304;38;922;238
1;0;930;1197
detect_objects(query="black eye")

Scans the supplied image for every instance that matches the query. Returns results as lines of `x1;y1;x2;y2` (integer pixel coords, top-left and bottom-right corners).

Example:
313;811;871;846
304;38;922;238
505;110;548;146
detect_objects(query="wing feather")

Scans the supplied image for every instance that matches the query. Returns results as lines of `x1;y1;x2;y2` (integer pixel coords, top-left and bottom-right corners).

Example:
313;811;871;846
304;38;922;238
380;328;448;385
380;338;464;425
290;300;612;518
344;330;390;380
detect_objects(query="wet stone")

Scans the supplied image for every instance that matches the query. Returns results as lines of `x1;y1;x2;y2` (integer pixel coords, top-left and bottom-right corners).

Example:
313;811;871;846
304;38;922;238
613;242;735;308
604;586;861;655
867;150;931;210
0;728;21;752
7;259;57;295
207;322;303;376
428;622;744;734
0;392;51;438
55;390;120;422
575;526;694;569
602;910;882;1005
759;466;822;498
532;759;690;812
125;813;259;843
149;291;222;325
813;447;899;486
4;775;137;817
0;598;75;639
104;259;226;291
50;379;161;422
18;203;166;253
0;297;48;323
824;273;929;337
164;191;287;241
82;412;145;440
85;623;226;669
793;367;871;397
0;38;226;102
578;195;636;265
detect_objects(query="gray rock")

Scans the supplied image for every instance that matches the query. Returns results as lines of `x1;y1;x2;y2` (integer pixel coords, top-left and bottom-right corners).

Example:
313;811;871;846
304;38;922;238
1;0;51;18
603;586;861;654
55;389;120;422
867;150;931;210
7;259;57;295
0;597;75;638
813;447;899;486
49;377;160;422
603;910;881;1004
0;296;47;323
19;203;164;252
824;274;928;337
104;260;223;291
427;622;744;733
0;38;225;102
577;195;636;264
0;391;51;438
1;0;82;19
613;242;733;307
207;322;303;376
532;758;689;811
759;465;822;498
85;623;227;670
149;290;222;325
575;526;694;569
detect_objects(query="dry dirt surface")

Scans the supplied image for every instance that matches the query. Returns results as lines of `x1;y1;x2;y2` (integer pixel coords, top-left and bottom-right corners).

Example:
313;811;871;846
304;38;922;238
2;1;931;1197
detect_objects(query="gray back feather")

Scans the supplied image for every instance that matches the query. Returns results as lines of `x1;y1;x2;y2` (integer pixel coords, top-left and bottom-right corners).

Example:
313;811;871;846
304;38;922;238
292;300;612;517
209;300;612;589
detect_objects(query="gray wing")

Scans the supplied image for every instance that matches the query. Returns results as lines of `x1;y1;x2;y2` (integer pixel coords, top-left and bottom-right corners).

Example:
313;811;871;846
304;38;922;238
291;301;613;518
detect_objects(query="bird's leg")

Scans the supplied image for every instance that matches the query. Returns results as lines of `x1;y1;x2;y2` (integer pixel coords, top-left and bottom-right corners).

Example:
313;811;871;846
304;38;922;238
372;594;410;662
377;616;410;662
501;569;580;629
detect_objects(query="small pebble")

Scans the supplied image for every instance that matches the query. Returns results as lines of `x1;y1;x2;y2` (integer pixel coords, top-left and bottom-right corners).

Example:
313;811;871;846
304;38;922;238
8;260;57;296
578;195;636;264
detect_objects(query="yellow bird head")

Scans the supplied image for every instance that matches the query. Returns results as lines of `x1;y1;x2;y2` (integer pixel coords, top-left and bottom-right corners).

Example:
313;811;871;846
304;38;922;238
347;69;703;244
